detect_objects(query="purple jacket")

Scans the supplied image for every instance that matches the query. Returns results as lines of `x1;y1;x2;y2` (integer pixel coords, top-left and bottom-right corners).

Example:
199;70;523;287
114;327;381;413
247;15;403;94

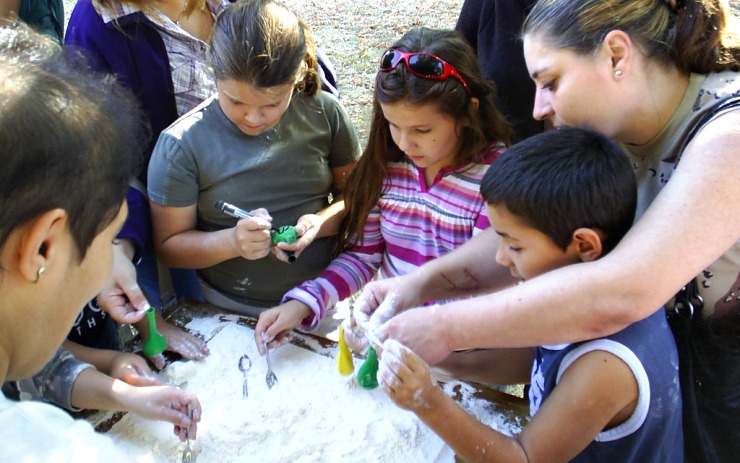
65;0;194;251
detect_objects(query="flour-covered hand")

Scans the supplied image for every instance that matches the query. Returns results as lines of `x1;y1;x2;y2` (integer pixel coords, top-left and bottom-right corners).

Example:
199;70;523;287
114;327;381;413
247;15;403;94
378;339;438;413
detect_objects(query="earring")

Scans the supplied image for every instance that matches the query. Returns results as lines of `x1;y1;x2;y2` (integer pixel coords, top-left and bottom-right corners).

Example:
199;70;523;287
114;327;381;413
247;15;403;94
615;70;623;77
33;267;45;284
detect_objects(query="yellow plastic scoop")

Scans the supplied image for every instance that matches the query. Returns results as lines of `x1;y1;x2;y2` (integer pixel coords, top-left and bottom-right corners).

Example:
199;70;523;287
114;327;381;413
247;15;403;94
337;324;355;375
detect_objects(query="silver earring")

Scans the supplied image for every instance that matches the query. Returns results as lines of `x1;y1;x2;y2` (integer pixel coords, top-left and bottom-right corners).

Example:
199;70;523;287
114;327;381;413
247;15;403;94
33;267;45;284
615;70;623;77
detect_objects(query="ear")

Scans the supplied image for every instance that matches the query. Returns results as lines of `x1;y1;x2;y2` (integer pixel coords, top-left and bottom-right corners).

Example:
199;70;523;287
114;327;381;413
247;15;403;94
602;30;634;79
469;97;480;110
569;227;604;263
16;209;69;283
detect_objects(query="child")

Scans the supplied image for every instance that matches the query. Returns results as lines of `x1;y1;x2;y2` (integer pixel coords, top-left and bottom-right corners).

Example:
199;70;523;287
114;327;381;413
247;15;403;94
255;27;513;350
378;127;683;462
147;0;361;315
0;22;197;460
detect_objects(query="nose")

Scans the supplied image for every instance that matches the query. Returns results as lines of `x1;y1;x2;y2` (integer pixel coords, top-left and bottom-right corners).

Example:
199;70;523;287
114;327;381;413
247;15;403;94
495;244;511;268
394;131;414;153
532;89;552;121
243;108;262;125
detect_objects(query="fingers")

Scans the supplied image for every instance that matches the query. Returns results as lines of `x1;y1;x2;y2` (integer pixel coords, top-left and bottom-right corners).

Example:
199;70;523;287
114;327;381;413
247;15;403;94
158;319;210;360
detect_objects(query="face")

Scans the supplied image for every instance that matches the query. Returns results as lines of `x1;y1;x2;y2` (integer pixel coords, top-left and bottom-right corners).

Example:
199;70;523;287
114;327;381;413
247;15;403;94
523;34;620;136
487;203;581;281
380;100;462;176
27;202;128;379
217;79;294;136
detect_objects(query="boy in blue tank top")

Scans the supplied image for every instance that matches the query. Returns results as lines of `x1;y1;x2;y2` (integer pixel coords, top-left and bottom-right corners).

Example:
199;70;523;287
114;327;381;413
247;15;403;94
377;127;683;462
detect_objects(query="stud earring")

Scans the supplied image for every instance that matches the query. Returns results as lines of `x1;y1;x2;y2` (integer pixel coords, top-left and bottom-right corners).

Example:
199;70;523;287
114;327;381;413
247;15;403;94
33;267;45;284
615;70;623;77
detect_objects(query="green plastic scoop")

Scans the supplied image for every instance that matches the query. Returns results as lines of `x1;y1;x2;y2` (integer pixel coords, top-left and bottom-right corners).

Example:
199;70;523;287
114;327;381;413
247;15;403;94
357;347;379;389
142;306;168;357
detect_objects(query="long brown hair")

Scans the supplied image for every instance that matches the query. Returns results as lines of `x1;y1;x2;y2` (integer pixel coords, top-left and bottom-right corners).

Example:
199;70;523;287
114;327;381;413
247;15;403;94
523;0;740;74
337;27;513;251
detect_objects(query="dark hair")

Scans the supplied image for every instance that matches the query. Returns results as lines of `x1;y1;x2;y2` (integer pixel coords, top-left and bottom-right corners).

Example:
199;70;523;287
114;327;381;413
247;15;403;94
0;23;143;262
209;0;321;95
338;27;513;250
481;127;637;254
523;0;740;74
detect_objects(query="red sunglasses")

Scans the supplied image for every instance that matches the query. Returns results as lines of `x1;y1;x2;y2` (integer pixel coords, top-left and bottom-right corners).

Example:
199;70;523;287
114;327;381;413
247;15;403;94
379;48;472;96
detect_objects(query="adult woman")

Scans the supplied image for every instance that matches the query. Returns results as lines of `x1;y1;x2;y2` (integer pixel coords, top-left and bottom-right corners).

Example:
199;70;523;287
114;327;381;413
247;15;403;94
358;0;739;460
0;24;199;459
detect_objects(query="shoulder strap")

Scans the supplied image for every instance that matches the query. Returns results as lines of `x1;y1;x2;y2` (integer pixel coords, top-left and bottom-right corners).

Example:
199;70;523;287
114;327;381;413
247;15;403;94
685;96;740;147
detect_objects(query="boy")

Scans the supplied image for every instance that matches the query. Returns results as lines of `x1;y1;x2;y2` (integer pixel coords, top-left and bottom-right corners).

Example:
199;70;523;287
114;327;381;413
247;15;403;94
377;127;683;462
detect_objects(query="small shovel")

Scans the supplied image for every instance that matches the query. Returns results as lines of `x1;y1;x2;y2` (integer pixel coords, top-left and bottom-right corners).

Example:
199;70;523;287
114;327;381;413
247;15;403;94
142;306;168;357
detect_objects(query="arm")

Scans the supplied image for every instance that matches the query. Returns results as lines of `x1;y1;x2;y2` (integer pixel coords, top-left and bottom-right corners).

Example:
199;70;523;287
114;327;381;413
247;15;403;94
380;339;638;463
378;112;740;362
62;341;158;386
150;202;273;268
69;369;201;441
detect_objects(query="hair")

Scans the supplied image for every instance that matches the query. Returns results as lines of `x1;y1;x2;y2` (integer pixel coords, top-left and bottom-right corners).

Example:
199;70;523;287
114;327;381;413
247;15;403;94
522;0;740;74
209;0;321;95
338;27;513;251
481;127;637;255
0;22;144;262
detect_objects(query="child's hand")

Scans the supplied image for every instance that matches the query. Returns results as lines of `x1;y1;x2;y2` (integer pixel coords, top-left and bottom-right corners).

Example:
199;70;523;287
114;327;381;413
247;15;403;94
233;209;273;260
122;386;201;442
378;338;439;413
108;352;160;386
272;214;320;262
157;319;210;361
254;300;309;354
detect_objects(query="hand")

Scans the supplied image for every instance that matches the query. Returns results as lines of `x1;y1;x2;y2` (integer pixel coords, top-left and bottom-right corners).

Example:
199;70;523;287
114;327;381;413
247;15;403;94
254;300;309;354
271;214;320;263
354;275;424;332
378;338;440;412
233;209;273;260
343;317;369;354
96;239;148;325
120;385;201;442
135;312;209;369
376;305;452;366
108;352;160;386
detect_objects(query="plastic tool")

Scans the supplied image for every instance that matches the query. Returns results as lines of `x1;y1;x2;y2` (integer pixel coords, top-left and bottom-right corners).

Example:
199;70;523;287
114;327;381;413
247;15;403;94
357;347;379;389
142;306;168;357
336;324;355;375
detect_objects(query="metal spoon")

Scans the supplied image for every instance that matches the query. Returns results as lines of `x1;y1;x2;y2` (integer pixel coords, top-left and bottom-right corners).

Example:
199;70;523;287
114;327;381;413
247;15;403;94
182;402;193;463
261;333;278;389
238;354;251;398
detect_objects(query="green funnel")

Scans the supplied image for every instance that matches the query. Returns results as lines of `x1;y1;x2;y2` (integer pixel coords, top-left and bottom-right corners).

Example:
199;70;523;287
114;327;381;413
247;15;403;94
142;306;168;357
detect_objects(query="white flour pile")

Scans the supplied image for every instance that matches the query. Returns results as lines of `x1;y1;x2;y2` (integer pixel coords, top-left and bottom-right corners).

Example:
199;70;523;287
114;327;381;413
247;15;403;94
106;315;522;462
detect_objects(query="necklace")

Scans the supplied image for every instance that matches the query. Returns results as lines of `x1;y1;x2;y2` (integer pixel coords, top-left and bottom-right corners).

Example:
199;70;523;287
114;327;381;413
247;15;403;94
175;0;188;25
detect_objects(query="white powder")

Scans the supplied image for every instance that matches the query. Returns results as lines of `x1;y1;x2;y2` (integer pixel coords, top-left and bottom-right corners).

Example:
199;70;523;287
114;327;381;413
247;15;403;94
105;316;522;462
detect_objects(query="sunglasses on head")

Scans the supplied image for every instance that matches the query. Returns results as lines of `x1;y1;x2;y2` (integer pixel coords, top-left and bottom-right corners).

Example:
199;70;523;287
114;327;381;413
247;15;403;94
379;48;472;96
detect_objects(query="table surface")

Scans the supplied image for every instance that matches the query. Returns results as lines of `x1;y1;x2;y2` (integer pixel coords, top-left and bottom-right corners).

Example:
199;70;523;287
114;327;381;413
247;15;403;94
83;298;530;435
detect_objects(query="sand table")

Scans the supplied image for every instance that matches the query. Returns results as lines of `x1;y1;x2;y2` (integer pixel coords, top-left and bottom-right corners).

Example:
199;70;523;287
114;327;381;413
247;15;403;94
106;316;522;462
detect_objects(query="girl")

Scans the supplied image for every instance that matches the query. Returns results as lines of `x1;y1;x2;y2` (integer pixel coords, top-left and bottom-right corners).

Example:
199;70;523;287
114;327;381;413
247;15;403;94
254;27;513;350
148;0;361;315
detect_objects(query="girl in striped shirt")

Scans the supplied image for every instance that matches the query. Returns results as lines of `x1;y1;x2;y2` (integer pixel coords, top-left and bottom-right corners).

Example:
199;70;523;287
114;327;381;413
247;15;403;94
255;27;513;353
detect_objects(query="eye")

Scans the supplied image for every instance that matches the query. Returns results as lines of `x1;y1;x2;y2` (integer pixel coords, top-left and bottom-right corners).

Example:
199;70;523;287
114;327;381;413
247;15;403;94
415;128;431;134
540;80;556;91
508;246;522;253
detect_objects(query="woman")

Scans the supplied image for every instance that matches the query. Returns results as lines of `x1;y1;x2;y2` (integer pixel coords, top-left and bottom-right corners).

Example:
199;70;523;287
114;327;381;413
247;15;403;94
0;24;199;459
357;1;739;461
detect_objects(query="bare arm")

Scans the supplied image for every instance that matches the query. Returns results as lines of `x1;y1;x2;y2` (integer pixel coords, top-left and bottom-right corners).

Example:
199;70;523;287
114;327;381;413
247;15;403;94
150;202;273;268
379;112;740;361
382;340;638;463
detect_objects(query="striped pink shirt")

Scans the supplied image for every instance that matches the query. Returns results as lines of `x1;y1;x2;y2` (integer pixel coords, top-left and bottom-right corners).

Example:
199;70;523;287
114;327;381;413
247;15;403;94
284;142;506;329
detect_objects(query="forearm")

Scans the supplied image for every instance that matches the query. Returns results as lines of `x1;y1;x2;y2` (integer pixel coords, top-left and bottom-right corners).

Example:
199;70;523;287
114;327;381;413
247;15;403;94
311;197;346;238
416;387;527;463
62;341;118;373
436;348;533;385
157;228;239;268
0;0;20;19
412;228;516;302
70;369;133;412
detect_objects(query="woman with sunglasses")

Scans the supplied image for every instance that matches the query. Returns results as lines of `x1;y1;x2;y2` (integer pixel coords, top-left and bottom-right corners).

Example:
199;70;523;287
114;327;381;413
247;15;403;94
254;27;513;352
